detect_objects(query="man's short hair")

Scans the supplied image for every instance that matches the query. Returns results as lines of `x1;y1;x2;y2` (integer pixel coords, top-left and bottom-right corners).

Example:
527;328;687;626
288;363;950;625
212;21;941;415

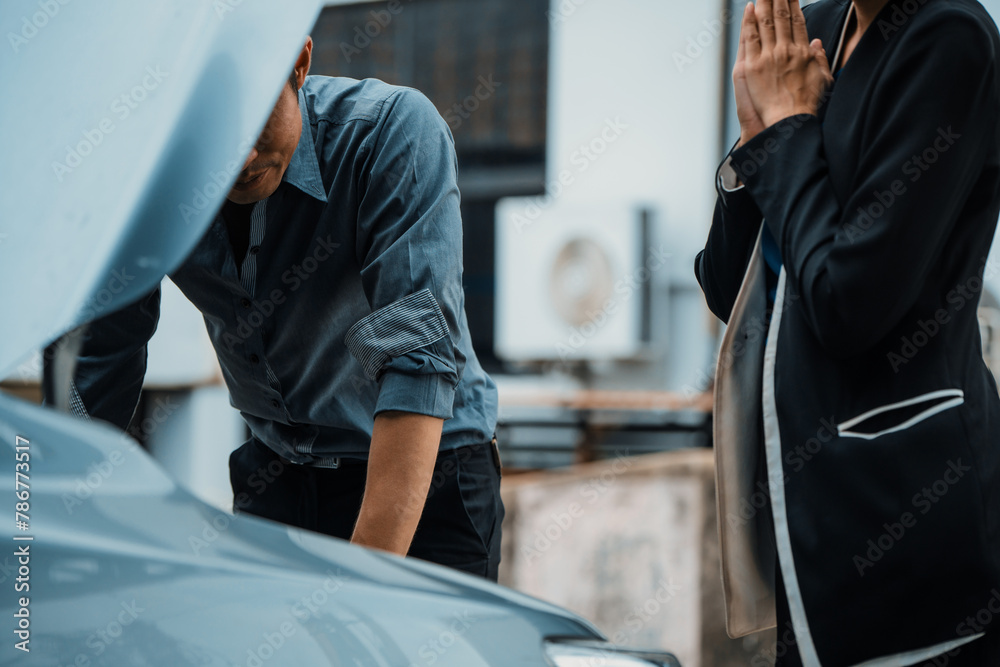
288;70;299;92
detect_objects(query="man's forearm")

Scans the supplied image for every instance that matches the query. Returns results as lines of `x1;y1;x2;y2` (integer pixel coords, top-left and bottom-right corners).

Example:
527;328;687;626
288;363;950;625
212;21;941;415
351;410;443;555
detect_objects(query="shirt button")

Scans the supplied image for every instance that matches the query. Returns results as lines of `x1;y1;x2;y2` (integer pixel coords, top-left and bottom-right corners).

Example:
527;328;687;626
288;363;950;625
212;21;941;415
249;246;260;255
240;298;252;309
250;354;260;364
271;399;280;408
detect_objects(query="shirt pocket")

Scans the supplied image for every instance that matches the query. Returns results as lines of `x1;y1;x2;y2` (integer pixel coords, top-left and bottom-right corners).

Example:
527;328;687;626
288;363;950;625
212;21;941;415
836;389;965;441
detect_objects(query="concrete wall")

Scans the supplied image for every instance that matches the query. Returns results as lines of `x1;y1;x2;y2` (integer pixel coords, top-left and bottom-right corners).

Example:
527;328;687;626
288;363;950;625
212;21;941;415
499;449;778;667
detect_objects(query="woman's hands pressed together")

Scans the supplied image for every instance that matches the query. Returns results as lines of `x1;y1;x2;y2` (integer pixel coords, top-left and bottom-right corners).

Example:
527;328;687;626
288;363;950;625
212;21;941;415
734;0;834;146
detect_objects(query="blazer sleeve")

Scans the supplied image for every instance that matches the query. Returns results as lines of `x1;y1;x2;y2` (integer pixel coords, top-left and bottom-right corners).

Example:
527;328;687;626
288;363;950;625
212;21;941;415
730;13;998;358
695;150;765;324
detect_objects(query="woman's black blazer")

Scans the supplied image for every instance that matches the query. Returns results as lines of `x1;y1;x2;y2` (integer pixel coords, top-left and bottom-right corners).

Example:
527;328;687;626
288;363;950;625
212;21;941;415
696;0;1000;664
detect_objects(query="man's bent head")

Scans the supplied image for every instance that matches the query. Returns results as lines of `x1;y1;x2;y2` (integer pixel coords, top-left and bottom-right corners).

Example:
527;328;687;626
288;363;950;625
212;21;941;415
228;37;313;204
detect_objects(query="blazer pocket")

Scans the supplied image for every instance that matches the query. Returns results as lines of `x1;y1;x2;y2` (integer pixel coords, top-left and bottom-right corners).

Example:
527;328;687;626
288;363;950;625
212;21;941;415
837;389;965;441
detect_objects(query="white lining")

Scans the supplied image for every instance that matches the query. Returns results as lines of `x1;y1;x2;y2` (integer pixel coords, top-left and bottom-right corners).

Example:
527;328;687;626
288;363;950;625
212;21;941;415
762;269;823;665
850;633;986;667
755;9;857;662
837;389;965;440
719;156;745;193
831;2;855;73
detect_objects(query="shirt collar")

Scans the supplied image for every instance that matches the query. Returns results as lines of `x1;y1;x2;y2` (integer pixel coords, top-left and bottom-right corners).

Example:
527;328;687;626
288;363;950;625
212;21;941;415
281;87;328;203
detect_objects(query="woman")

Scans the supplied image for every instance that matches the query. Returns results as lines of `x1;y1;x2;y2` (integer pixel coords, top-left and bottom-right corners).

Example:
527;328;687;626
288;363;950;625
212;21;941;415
696;0;1000;664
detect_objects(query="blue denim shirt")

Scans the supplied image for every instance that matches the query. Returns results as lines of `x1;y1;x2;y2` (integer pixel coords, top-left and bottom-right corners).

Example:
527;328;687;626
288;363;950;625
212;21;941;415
65;76;498;466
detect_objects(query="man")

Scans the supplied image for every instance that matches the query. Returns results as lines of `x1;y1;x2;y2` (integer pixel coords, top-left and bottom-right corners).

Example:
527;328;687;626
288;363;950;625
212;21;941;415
44;38;504;580
697;0;1000;664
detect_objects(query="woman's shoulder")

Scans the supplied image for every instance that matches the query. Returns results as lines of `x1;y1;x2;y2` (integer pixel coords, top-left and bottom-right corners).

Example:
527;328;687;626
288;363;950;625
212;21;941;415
889;0;999;53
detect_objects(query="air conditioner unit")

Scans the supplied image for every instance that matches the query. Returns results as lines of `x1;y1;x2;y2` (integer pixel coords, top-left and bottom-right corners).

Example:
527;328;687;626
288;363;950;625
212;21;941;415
495;198;656;362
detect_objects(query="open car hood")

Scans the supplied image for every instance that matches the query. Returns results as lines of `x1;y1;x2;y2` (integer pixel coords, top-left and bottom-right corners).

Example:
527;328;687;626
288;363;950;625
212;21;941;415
0;0;321;376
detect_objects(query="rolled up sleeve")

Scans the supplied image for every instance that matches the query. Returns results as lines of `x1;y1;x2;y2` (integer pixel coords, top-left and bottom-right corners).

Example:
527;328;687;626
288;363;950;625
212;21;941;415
349;88;467;419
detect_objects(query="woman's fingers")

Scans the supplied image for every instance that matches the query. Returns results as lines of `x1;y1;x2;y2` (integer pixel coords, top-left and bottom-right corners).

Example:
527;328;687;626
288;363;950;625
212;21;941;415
773;0;793;44
755;0;776;49
811;38;832;76
743;2;762;59
736;2;749;67
734;2;766;143
811;38;835;90
791;0;810;44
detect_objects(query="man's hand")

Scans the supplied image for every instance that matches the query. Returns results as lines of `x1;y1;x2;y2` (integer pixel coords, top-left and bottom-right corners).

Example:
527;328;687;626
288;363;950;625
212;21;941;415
351;411;443;555
739;0;833;133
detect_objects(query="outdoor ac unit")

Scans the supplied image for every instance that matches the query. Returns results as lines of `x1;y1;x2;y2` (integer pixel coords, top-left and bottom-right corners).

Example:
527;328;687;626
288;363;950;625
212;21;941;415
495;198;655;362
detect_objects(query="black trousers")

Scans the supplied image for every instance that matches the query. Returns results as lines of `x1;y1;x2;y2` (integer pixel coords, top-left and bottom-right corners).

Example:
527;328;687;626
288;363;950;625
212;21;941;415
229;437;504;581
